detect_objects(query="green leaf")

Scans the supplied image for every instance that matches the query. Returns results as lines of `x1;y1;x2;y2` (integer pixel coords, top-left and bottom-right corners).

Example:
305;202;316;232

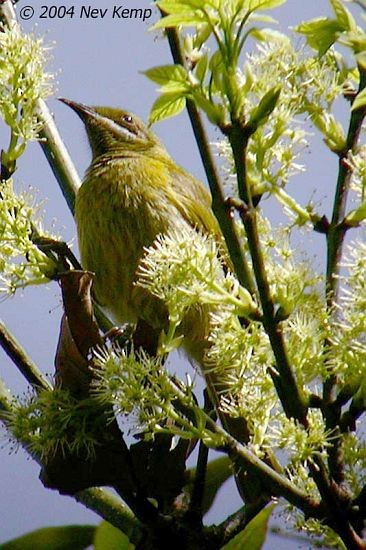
143;64;189;93
185;456;233;514
149;93;186;124
295;18;343;55
152;13;207;29
203;456;233;513
1;525;95;550
272;187;313;226
195;53;209;83
143;64;187;86
309;111;346;152
221;503;276;550
344;32;366;55
209;49;225;92
247;14;278;23
244;0;286;10
209;49;224;71
330;0;356;31
152;0;207;29
356;51;366;72
352;87;366;111
157;0;205;11
193;93;225;124
248;85;281;129
250;28;289;43
94;521;134;550
193;23;213;48
346;202;366;225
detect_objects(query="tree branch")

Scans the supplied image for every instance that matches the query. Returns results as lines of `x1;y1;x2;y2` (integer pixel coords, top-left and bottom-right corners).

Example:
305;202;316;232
36;99;80;214
225;126;360;544
74;488;144;545
169;379;323;520
0;320;52;391
210;420;324;519
227;125;307;426
219;421;363;549
324;64;366;484
0;377;145;545
218;506;247;544
186;390;211;525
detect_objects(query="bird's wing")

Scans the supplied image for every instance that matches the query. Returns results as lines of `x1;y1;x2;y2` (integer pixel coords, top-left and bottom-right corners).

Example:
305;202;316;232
167;166;223;239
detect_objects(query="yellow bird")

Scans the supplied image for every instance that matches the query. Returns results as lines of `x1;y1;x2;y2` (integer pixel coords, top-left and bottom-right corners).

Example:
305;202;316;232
60;99;227;364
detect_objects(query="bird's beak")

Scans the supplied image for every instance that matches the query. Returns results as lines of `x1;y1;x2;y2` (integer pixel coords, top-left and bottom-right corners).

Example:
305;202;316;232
58;98;97;122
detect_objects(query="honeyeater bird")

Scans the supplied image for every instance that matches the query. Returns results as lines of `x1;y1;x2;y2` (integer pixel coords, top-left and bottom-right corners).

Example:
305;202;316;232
59;99;228;365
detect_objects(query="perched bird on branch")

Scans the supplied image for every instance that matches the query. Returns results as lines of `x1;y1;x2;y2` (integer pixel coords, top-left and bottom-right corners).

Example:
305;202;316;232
60;98;228;365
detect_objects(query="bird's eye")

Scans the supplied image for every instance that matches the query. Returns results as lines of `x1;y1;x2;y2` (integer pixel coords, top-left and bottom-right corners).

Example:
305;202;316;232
122;114;133;124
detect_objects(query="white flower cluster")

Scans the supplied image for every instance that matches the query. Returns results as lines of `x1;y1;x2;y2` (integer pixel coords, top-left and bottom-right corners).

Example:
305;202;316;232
0;181;56;294
0;24;53;166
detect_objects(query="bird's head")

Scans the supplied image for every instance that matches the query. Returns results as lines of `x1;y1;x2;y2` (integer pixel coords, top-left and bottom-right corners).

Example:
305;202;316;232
59;98;166;159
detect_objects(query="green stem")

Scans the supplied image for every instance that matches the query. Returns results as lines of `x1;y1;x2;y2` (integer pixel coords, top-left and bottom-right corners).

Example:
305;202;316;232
187;389;212;525
8;128;19;157
75;488;144;545
326;65;366;305
218;420;362;549
0;319;52;391
169;379;322;520
187;439;208;526
226;126;355;532
162;22;255;294
228;123;307;425
208;418;321;517
326;143;365;299
0;376;144;543
324;66;366;483
232;9;252;60
36;99;80;214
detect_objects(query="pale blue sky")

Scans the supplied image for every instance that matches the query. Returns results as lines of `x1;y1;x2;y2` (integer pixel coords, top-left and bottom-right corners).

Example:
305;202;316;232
0;0;359;547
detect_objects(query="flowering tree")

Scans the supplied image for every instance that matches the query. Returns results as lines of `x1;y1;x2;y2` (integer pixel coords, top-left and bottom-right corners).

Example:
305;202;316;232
1;0;366;548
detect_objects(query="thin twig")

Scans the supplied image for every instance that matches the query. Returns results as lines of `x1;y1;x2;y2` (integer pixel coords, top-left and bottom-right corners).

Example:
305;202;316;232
161;21;255;294
226;124;362;545
0;319;52;391
169;379;323;520
218;506;247;544
36;99;80;214
339;398;366;432
326;102;366;298
224;122;363;546
209;418;323;518
187;390;211;525
218;420;363;549
228;124;307;425
324;65;366;483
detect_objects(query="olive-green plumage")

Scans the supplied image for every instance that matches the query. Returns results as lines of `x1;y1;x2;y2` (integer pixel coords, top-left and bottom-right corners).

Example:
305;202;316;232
60;99;225;362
